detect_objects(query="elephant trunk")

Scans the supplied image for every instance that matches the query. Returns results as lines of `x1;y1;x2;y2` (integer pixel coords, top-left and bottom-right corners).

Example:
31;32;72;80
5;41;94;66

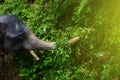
23;31;55;50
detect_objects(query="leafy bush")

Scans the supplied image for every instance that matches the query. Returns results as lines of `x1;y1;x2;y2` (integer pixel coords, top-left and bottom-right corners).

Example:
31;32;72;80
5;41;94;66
0;0;120;80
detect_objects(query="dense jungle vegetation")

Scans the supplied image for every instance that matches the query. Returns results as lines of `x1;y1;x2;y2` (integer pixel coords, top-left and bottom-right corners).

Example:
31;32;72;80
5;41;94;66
0;0;120;80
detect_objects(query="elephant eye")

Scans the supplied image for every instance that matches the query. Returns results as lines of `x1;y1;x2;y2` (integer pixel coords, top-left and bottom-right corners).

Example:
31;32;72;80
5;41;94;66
16;32;22;36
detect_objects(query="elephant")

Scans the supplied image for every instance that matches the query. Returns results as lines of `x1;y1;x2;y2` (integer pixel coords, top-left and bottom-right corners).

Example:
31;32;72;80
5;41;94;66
0;14;80;60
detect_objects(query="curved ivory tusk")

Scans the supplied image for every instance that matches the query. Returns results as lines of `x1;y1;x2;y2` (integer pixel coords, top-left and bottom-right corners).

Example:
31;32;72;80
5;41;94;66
29;50;39;60
68;36;80;46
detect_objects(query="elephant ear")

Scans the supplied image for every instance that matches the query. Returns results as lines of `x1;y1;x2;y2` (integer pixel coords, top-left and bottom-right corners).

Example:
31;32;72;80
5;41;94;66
0;22;11;36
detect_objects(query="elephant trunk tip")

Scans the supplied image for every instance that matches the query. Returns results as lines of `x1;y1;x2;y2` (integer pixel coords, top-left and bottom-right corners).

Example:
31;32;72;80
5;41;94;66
46;42;55;49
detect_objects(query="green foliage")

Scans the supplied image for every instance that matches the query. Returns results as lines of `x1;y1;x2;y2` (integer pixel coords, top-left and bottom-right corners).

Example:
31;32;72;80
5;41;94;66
0;0;120;80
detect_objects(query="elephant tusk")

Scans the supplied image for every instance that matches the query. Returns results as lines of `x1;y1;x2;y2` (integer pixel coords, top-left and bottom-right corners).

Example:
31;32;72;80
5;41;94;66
68;36;80;46
29;50;39;60
39;50;44;53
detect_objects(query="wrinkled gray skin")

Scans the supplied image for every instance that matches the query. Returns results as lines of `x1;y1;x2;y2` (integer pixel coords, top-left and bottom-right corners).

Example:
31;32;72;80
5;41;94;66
0;14;55;51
